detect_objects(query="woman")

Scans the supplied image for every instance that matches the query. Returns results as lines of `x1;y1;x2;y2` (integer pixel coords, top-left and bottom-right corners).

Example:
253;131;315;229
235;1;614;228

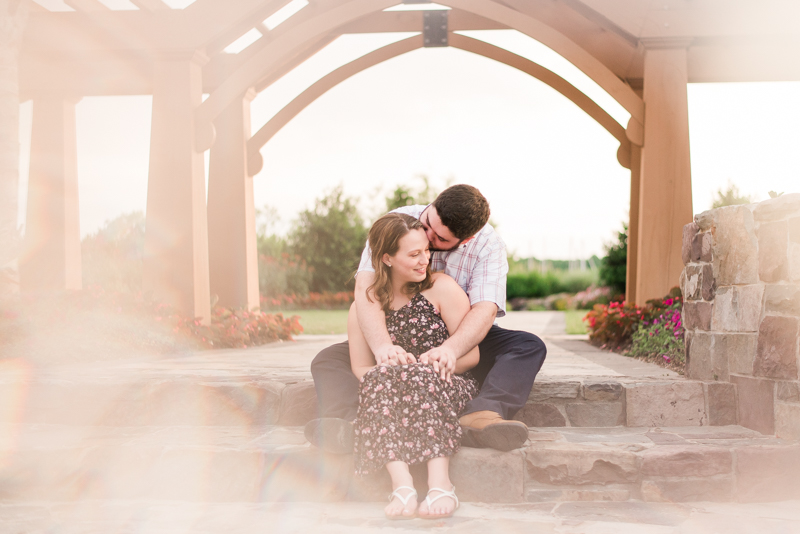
348;212;479;520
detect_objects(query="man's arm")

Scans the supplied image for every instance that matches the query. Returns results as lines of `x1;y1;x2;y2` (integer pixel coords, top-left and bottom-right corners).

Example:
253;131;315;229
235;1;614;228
354;271;416;365
419;300;496;369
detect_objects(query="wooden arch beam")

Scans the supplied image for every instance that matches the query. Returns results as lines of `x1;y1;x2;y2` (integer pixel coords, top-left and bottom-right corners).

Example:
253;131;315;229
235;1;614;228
195;0;399;150
197;0;644;151
439;0;643;123
246;33;631;176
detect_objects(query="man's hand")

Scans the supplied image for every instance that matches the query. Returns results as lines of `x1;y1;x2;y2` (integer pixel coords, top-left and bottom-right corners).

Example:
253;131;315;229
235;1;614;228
419;344;457;382
375;344;417;366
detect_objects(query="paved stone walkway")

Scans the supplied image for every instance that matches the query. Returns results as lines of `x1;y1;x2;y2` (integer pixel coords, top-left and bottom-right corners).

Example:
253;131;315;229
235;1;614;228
18;311;678;385
2;500;799;533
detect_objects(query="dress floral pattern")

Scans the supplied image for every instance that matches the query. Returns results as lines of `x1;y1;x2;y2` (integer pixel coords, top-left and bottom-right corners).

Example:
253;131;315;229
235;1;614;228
354;293;479;476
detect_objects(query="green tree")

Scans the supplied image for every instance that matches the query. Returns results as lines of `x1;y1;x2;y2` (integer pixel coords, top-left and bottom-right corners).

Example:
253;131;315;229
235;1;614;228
712;181;753;209
81;211;145;292
599;223;627;297
288;185;367;292
384;175;442;212
255;205;286;258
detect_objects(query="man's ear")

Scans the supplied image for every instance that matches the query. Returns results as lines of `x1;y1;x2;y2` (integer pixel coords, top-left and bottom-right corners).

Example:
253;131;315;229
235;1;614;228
461;236;476;245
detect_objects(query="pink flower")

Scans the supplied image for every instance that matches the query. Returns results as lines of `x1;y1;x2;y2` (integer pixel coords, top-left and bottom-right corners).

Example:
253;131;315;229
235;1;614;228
421;403;431;409
383;407;391;416
428;427;435;437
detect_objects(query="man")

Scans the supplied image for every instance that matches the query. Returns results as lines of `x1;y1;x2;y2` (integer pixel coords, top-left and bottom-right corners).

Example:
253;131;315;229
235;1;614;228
306;184;546;453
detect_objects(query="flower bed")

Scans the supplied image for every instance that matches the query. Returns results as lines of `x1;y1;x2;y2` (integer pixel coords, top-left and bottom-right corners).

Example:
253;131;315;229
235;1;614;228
583;288;685;373
0;288;302;360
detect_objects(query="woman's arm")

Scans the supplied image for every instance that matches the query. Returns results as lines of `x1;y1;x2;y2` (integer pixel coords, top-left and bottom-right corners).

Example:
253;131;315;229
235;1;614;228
425;273;480;379
348;302;378;380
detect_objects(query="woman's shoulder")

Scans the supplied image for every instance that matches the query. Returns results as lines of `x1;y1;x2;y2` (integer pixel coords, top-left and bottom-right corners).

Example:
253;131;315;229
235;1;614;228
425;272;465;300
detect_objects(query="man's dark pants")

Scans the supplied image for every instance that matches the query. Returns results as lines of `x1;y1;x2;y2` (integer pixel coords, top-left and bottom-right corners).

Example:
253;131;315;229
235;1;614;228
309;325;547;421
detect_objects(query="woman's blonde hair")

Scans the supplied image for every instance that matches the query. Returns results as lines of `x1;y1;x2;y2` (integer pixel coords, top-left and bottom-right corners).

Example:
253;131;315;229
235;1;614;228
366;213;433;312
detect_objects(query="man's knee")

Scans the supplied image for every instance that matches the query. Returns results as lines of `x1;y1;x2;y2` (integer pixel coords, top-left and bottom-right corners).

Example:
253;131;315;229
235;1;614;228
311;342;351;379
508;331;547;360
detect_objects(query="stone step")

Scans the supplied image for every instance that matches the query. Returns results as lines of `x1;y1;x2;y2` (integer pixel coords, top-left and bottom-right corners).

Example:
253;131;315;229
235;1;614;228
3;424;799;504
517;377;737;428
1;366;736;429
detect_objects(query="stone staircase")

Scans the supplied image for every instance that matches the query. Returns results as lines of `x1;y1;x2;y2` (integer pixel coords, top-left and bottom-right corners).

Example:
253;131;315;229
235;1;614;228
2;330;799;516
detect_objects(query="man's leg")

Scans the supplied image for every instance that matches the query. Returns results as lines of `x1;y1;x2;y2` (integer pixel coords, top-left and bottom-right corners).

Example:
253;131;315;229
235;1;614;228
459;325;547;451
305;341;360;453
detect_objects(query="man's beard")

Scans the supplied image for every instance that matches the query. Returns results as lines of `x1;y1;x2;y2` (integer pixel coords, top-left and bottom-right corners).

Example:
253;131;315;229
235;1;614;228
429;241;461;252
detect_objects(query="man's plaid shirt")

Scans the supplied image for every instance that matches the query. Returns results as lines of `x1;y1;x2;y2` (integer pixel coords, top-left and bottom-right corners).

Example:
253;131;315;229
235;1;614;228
357;204;508;317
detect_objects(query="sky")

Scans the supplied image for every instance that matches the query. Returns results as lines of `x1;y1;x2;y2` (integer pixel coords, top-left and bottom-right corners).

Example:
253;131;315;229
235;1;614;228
16;19;800;260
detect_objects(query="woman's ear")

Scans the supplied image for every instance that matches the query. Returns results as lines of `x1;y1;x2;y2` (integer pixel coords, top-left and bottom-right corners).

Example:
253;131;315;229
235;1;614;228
381;253;391;268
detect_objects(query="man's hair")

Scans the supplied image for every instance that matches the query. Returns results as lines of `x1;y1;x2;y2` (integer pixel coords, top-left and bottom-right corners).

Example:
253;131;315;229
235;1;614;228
432;184;490;240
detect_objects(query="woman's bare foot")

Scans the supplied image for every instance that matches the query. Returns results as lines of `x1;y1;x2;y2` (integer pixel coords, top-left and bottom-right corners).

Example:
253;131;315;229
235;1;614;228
385;486;418;519
418;487;459;518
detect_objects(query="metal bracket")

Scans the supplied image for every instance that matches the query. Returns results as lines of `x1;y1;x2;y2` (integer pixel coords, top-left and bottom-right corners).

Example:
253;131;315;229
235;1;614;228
423;10;448;47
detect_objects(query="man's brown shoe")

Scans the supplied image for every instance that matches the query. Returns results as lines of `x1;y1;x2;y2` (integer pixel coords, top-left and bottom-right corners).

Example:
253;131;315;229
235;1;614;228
459;411;529;451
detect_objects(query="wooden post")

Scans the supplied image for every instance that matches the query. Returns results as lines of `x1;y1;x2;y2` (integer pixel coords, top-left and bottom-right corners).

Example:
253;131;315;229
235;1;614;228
207;89;260;311
635;39;694;305
143;52;211;321
20;96;82;291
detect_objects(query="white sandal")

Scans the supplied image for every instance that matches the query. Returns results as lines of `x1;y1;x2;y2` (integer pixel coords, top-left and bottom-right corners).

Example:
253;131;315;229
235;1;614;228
386;485;418;520
420;486;459;519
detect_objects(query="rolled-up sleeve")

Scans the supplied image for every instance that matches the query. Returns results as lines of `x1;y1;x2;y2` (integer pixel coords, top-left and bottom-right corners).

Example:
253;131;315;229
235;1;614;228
356;239;374;275
466;240;508;317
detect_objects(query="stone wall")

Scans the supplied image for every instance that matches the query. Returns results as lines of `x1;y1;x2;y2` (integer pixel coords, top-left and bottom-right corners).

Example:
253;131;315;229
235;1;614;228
681;193;800;439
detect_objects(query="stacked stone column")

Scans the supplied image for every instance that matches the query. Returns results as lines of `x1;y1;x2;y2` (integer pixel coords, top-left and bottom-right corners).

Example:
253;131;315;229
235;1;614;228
682;194;800;439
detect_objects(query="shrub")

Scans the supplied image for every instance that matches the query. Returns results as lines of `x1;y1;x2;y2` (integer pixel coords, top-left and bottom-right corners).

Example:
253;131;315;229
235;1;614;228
599;223;627;296
506;271;563;299
629;295;685;367
261;291;354;311
583;300;645;349
288;186;367;293
583;287;683;353
569;285;612;309
81;212;145;292
558;271;597;294
258;253;313;300
0;289;302;358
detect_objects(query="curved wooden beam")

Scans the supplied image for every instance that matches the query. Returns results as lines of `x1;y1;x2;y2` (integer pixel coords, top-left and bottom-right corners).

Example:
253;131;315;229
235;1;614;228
195;0;398;150
246;33;630;176
438;0;643;122
450;33;628;147
199;0;643;150
245;35;421;176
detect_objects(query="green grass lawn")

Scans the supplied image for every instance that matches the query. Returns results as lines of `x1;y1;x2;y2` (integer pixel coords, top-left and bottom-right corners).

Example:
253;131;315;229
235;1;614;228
288;309;349;335
565;310;590;335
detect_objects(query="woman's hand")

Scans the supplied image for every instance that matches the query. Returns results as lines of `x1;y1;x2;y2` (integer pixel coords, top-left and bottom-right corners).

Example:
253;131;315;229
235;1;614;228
375;344;416;366
420;345;457;383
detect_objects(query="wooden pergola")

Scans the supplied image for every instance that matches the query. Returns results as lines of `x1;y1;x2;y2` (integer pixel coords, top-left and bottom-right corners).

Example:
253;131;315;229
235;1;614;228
10;0;800;319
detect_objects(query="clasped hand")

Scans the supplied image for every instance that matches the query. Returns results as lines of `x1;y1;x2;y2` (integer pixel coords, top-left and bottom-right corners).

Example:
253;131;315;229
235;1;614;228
419;345;457;383
374;344;416;366
374;344;456;382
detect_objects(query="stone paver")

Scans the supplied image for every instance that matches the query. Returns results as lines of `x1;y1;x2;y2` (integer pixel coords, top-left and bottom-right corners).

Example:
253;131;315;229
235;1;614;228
1;500;799;534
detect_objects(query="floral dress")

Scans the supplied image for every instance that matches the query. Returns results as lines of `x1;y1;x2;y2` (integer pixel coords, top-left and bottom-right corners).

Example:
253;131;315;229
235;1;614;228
354;292;479;476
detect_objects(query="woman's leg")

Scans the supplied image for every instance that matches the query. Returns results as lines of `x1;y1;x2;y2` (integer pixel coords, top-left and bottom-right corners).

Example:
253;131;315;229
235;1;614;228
418;456;457;517
385;461;418;518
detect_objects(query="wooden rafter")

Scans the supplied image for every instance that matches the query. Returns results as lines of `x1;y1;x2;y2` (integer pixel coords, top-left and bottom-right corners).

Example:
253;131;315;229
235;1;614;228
130;0;170;12
64;0;109;12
